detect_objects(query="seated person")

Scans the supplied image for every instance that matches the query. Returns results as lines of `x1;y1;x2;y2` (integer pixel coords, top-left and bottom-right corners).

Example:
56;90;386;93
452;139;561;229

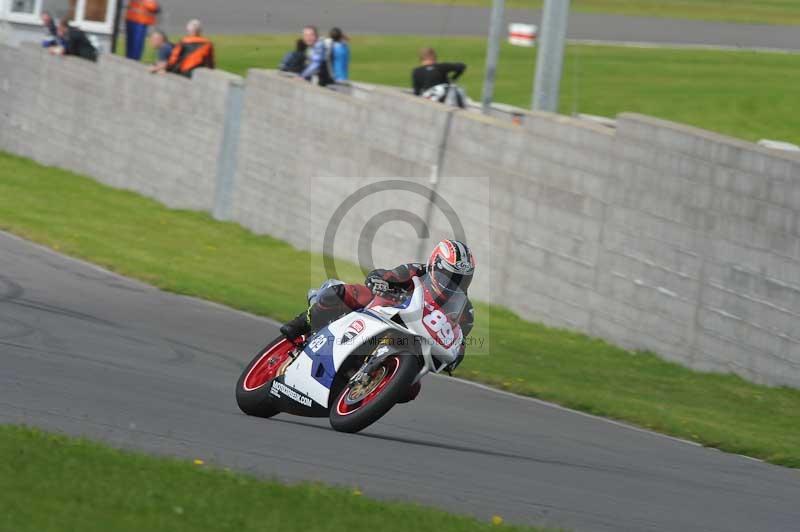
279;39;308;74
299;26;333;86
167;19;215;78
411;47;465;96
40;11;62;48
328;27;350;82
49;19;97;62
148;29;174;74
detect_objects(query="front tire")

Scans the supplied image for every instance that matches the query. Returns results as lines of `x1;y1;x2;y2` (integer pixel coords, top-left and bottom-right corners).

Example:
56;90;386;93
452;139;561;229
329;354;420;433
236;337;298;418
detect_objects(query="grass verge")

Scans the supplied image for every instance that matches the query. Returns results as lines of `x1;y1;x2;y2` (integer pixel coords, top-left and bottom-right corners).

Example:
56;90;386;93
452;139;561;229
0;425;541;532
1;151;799;468
370;0;800;26
203;34;800;146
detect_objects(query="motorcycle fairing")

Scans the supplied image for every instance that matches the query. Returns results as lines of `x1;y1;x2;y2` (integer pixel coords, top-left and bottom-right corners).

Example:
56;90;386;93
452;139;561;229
264;374;329;417
281;313;397;410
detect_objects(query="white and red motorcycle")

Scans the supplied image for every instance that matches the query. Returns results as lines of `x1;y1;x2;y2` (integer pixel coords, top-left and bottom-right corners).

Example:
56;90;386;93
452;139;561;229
235;275;466;433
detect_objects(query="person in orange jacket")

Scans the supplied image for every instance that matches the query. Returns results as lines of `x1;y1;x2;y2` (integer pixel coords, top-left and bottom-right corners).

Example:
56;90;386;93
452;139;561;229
167;19;215;78
125;0;160;60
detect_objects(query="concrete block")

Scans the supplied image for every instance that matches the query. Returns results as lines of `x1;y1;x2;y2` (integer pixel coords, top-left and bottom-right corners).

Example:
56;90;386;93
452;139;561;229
694;331;758;380
589;314;643;352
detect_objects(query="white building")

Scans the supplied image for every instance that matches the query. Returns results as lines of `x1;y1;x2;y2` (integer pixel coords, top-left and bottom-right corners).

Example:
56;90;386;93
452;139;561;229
0;0;118;51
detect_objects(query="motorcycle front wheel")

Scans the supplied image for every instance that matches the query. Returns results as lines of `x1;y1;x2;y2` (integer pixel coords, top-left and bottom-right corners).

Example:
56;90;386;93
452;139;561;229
236;337;298;418
329;353;420;433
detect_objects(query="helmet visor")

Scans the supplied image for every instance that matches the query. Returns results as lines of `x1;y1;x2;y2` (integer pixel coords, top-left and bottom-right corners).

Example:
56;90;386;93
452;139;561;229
431;269;472;297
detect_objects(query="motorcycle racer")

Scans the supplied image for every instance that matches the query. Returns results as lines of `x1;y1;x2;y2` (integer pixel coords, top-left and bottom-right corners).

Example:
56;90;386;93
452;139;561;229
280;239;476;379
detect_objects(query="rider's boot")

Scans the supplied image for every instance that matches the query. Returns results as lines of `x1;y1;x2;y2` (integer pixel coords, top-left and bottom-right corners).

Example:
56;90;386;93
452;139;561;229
280;310;311;341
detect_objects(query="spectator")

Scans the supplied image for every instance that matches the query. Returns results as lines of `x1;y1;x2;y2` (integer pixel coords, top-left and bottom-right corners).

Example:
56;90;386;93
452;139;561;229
167;19;215;78
125;0;161;61
327;27;350;82
299;25;333;86
40;11;61;48
279;39;307;74
49;19;97;62
148;29;173;74
412;47;465;96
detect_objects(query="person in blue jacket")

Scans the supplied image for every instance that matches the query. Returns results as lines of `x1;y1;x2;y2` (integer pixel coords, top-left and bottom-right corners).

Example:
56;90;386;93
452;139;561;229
327;27;350;82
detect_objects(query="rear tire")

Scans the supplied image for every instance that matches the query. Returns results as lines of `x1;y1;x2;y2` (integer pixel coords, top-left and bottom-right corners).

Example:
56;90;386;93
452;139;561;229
236;337;298;418
329;354;420;433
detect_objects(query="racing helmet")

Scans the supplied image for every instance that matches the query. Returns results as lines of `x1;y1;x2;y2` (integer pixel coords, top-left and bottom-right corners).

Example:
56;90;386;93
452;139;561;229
426;239;475;298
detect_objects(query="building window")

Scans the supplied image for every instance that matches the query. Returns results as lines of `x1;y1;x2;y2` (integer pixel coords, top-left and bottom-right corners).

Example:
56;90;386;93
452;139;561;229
3;0;112;31
10;0;36;13
41;0;76;19
83;0;107;22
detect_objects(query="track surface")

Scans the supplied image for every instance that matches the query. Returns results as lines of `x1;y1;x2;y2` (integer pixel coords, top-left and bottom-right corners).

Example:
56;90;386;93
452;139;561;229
157;0;800;51
2;230;800;532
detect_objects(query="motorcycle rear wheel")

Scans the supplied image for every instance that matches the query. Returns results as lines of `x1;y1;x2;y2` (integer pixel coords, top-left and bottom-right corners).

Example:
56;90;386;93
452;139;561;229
329;353;420;433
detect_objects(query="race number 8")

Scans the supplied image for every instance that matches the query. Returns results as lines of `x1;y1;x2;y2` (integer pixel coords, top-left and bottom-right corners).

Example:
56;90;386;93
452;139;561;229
423;310;454;345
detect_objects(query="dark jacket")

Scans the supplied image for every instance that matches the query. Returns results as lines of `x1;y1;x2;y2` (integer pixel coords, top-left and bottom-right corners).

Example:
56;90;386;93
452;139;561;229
279;50;306;74
412;63;466;96
63;27;97;62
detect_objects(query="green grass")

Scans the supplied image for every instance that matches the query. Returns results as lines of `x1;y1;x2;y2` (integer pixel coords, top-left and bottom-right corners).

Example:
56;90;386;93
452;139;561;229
370;0;800;26
202;34;800;146
2;152;800;468
0;425;540;532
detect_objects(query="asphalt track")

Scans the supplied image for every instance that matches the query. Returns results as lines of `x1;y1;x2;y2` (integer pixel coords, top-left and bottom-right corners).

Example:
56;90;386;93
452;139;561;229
2;230;800;532
156;0;800;51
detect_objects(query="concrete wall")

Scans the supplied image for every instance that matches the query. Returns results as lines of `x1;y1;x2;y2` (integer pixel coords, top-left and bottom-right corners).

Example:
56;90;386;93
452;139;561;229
609;115;800;383
2;44;800;387
0;43;239;211
230;71;453;275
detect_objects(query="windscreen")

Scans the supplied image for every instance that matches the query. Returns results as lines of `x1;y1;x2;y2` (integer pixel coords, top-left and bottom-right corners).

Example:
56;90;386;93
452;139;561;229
422;273;468;324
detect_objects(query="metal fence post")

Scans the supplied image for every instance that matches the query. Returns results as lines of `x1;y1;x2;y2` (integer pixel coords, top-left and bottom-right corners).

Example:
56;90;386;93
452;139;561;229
532;0;571;112
481;0;506;114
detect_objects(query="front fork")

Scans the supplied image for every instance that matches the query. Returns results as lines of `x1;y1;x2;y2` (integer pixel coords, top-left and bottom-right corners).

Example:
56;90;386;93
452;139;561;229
348;339;428;388
412;365;430;385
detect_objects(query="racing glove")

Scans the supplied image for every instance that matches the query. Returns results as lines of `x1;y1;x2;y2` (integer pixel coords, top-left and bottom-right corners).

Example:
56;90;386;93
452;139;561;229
365;275;390;294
